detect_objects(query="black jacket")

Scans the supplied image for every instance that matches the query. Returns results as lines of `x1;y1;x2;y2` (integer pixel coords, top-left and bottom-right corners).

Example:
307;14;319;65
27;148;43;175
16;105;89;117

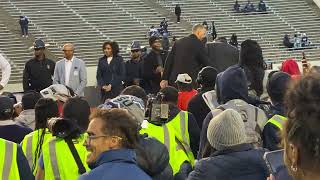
188;144;269;180
124;58;143;87
136;134;173;180
142;50;165;94
187;87;214;129
96;55;125;99
206;42;239;73
163;34;211;86
23;57;55;92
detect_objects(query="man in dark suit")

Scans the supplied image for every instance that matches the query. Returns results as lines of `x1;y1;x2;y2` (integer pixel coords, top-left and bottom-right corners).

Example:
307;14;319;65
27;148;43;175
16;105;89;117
206;37;239;73
161;24;211;88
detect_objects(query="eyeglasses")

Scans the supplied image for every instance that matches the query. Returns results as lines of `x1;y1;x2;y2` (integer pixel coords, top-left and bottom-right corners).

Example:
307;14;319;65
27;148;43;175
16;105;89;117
131;50;140;53
85;134;122;144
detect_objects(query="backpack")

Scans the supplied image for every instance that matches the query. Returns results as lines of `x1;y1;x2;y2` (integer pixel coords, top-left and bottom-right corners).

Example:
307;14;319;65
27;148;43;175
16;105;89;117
218;99;267;147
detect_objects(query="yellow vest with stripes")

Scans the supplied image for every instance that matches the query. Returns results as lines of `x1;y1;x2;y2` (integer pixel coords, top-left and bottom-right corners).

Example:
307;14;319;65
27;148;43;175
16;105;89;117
166;111;195;166
0;138;20;180
266;115;287;130
42;134;90;180
140;122;189;175
21;128;52;175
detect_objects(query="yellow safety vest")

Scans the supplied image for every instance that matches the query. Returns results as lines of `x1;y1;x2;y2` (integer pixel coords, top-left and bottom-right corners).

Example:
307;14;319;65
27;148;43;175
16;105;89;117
140;122;189;175
0;138;20;180
42;134;90;180
21;128;52;175
266;115;287;130
166;111;195;166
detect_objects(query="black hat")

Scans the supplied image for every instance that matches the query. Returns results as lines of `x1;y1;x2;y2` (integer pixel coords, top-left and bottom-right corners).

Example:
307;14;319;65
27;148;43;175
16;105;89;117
149;36;160;46
267;71;291;102
0;96;14;116
130;41;141;50
22;91;42;110
197;66;218;86
34;39;45;49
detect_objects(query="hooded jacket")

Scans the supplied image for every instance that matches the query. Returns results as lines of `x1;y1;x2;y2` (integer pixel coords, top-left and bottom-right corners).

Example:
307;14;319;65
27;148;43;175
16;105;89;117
198;65;267;158
136;134;173;180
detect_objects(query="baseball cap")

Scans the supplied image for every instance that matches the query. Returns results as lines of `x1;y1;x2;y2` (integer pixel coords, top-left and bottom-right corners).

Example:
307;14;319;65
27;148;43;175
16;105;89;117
0;96;14;116
175;73;192;84
130;41;142;51
40;84;72;102
34;39;46;49
98;95;145;125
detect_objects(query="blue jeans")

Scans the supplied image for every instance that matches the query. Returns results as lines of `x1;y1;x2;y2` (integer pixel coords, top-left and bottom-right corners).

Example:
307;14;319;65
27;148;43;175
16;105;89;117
20;25;28;36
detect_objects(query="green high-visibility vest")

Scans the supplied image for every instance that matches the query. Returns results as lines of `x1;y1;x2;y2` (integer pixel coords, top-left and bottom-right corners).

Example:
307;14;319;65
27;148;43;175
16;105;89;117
0;138;20;180
266;115;287;130
166;111;195;166
21;128;52;175
140;122;189;175
42;134;90;180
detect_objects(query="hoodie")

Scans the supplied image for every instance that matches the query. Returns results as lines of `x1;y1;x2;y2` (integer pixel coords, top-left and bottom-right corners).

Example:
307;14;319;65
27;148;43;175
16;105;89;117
280;59;301;80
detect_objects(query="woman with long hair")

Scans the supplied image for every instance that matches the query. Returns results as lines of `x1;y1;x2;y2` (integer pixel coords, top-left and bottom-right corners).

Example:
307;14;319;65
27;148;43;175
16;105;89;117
21;98;59;175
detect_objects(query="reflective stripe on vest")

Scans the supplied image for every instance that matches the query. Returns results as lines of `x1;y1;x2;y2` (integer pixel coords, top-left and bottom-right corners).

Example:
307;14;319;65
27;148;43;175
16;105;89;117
44;135;89;180
163;125;170;151
0;139;20;180
25;135;33;169
49;140;61;179
179;112;192;153
267;115;287;130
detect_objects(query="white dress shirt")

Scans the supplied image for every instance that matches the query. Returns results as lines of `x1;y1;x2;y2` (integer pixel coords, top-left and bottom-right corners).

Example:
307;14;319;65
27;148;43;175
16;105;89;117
64;57;74;86
0;53;11;87
107;56;113;64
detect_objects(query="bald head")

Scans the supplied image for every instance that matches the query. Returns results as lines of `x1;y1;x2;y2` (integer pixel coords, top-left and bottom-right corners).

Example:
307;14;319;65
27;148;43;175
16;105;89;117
63;43;74;60
192;24;207;41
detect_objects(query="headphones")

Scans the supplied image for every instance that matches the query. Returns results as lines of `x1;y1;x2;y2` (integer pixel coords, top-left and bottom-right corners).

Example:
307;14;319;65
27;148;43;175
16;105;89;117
196;66;217;85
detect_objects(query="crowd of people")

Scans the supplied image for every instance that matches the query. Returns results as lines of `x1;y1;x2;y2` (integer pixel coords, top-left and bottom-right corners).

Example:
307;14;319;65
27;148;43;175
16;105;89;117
234;0;267;13
283;32;311;49
0;21;320;180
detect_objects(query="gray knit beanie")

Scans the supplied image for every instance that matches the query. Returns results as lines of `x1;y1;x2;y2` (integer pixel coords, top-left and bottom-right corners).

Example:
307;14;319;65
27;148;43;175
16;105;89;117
207;109;247;151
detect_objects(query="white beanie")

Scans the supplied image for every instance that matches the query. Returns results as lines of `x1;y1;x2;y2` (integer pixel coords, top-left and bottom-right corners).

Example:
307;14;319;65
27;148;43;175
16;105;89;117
207;109;247;151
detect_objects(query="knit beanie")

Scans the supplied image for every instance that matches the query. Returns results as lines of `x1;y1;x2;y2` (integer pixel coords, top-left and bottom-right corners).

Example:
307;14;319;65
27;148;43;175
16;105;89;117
207;109;247;151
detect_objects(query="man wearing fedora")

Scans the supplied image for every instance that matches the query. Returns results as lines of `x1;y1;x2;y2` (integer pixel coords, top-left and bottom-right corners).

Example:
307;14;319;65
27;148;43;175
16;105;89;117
23;39;55;92
124;41;143;87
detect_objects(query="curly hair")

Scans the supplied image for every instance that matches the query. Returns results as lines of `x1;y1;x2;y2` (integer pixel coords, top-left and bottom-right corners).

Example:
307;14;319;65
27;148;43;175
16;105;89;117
284;74;320;172
102;41;120;56
89;109;140;149
239;39;265;96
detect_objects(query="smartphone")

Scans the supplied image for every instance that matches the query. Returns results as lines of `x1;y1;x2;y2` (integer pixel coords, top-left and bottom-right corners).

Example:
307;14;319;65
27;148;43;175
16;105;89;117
264;150;285;174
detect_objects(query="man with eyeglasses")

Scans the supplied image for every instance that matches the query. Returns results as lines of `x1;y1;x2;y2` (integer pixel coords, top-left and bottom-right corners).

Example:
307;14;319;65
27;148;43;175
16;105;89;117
23;39;55;92
53;43;87;97
124;41;143;87
78;108;151;180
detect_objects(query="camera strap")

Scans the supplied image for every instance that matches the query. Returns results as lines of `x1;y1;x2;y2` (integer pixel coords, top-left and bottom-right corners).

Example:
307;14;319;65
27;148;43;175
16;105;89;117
65;138;86;174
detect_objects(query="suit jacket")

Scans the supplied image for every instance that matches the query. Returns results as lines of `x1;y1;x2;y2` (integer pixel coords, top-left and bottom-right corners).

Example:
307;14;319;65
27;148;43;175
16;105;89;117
53;56;87;96
206;42;239;73
163;34;211;86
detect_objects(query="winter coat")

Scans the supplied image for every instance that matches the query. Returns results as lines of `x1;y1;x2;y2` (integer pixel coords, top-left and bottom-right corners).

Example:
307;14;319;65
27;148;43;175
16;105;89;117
78;149;151;180
136;135;173;180
188;144;269;180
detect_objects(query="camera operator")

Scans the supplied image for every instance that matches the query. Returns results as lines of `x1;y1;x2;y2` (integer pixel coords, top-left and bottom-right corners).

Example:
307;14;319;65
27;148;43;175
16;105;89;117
36;97;90;180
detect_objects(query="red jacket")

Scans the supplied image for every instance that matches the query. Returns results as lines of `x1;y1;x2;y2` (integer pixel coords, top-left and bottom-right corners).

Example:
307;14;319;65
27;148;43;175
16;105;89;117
177;89;198;110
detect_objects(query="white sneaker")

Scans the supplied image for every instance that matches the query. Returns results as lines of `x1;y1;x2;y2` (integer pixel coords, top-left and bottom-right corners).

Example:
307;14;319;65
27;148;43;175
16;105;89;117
22;35;25;38
26;35;28;38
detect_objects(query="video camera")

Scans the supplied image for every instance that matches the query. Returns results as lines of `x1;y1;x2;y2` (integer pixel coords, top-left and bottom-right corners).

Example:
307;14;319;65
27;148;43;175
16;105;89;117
145;92;169;125
48;117;81;139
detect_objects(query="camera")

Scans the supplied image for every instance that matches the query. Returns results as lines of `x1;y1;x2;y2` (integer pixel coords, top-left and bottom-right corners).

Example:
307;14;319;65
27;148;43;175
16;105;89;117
145;92;169;125
48;117;81;139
